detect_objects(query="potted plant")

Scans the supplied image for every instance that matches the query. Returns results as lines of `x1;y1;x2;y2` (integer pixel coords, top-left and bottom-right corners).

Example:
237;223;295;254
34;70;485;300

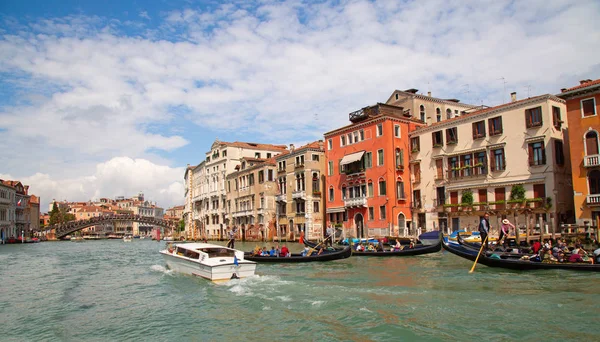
509;184;526;208
461;190;474;211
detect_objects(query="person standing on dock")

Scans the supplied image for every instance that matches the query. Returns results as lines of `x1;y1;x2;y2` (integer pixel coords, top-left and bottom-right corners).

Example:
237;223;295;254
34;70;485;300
478;213;491;250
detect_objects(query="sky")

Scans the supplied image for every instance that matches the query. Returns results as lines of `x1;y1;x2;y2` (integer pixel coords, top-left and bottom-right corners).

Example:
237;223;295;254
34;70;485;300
1;0;599;212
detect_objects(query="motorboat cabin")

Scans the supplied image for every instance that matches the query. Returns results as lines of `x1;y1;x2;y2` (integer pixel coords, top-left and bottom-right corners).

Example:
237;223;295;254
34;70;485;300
160;243;256;281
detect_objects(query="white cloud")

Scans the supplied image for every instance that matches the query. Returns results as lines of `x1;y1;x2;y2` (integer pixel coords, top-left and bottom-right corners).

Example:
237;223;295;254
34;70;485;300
1;0;599;208
139;11;151;20
0;157;184;212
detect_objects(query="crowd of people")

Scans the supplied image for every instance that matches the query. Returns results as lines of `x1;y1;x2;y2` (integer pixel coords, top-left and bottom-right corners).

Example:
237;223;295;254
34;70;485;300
516;238;599;264
251;243;292;257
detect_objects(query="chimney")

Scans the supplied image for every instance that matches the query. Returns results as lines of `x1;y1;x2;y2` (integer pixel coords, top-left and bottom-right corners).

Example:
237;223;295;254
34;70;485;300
426;116;432;126
510;92;517;102
318;139;324;150
427;91;431;97
24;185;29;195
290;144;295;151
579;79;589;85
561;88;567;93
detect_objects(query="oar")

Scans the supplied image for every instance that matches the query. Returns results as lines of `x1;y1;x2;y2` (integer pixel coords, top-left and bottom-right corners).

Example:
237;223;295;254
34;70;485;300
469;235;489;273
306;233;333;257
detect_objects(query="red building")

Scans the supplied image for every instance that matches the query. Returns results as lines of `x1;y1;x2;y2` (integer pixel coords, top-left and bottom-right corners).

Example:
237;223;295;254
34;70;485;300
324;103;424;238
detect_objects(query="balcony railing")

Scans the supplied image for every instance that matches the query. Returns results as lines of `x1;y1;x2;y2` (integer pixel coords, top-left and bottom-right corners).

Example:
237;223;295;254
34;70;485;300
295;163;305;169
292;190;306;199
447;166;488;180
587;194;600;206
584;154;600;168
276;194;287;202
344;196;367;208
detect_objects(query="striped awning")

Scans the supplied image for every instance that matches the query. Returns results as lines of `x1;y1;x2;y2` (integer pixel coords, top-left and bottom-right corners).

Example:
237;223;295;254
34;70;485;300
340;151;365;166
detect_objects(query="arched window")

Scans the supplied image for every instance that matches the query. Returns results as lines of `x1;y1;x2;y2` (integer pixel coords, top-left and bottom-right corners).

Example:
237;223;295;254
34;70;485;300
585;131;599;155
396;177;405;199
397;213;406;230
312;172;319;194
446;108;452;119
419;105;426;122
395;148;404;170
589;170;600;194
436;108;441;122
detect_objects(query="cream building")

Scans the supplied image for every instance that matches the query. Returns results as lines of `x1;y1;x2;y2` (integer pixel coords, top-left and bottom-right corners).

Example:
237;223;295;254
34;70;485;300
275;141;326;241
409;93;573;239
386;89;477;124
0;181;16;241
183;161;204;239
225;157;279;241
194;139;287;240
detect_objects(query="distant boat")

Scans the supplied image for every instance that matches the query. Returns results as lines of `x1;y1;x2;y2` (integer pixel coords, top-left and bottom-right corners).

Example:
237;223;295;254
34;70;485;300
123;235;133;242
70;236;84;242
162;236;174;242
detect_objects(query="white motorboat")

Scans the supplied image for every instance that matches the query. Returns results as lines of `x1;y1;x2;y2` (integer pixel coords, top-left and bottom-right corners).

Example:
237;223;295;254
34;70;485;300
159;243;256;281
123;235;133;242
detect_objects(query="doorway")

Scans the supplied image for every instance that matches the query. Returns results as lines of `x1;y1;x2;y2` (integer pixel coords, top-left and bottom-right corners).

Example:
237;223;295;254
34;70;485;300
355;213;364;238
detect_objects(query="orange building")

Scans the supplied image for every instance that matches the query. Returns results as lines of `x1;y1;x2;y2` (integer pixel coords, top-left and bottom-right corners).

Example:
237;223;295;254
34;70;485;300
558;79;600;227
324;103;424;238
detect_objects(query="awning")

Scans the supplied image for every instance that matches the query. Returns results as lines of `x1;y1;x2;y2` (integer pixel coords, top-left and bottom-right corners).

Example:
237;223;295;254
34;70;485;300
340;151;365;166
326;207;346;213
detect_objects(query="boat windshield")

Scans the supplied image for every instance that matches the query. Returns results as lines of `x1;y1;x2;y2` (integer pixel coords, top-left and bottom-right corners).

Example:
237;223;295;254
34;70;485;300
176;247;200;260
198;248;235;258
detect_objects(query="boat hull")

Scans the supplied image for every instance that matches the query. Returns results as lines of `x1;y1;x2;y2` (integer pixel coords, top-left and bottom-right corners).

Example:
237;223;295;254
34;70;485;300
244;246;352;262
305;231;442;257
443;239;600;271
160;251;256;281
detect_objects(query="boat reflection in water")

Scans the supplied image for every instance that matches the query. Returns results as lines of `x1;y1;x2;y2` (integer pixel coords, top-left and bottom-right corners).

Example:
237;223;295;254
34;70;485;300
160;243;256;281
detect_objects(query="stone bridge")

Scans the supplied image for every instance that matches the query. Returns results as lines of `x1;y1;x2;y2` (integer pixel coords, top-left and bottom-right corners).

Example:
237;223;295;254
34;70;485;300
48;215;176;239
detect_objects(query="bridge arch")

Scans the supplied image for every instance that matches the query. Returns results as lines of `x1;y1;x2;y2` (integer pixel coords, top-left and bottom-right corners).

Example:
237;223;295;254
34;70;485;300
47;215;176;239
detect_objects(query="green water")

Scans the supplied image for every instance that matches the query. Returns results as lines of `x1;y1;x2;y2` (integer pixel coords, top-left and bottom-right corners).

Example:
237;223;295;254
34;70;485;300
1;240;598;341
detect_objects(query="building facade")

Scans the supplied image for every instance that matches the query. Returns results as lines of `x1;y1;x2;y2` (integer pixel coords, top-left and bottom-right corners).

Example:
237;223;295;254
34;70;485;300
558;79;600;227
325;103;424;238
275;141;326;241
385;89;477;125
194;140;287;240
0;181;16;241
409;92;573;237
225;157;279;241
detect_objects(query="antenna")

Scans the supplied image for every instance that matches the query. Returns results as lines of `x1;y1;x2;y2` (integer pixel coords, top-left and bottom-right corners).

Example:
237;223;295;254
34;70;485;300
462;84;470;103
498;77;507;104
524;85;533;98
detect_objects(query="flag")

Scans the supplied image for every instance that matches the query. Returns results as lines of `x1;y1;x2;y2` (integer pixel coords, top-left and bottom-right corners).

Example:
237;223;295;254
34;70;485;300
17;199;22;207
233;255;239;266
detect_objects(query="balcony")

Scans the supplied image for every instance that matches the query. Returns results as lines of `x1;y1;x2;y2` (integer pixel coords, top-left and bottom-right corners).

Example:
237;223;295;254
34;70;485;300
232;209;253;218
349;106;379;123
411;201;422;209
344;196;367;208
447;166;488;181
294;163;305;169
584;154;600;168
587;194;600;206
292;190;306;200
276;194;287;202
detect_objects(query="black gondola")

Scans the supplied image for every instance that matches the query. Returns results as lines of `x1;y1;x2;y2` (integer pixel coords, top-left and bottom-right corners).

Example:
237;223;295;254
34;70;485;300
456;233;525;259
443;238;600;271
244;245;352;263
304;231;442;257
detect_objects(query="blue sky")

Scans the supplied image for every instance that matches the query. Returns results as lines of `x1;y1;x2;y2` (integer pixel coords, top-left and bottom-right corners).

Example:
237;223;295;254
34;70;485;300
1;0;599;211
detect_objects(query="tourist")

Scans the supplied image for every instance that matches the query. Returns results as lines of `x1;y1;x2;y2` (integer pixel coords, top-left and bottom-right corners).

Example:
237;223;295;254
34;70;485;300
261;247;269;256
394;239;402;251
478;213;491;250
301;247;310;257
532;240;542;254
499;219;514;248
275;243;280;257
568;250;583;263
377;239;385;252
280;245;290;257
269;246;277;256
593;246;600;264
409;239;415;249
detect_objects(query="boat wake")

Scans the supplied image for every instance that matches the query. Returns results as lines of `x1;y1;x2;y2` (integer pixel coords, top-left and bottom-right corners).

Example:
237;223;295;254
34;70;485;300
150;264;173;275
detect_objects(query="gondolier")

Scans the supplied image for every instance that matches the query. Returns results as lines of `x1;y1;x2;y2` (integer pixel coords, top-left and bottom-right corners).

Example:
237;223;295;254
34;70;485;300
325;223;334;247
227;226;237;249
478;213;491;251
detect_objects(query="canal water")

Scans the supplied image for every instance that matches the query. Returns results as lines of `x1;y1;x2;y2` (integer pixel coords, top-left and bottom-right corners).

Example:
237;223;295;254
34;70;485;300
1;240;598;341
